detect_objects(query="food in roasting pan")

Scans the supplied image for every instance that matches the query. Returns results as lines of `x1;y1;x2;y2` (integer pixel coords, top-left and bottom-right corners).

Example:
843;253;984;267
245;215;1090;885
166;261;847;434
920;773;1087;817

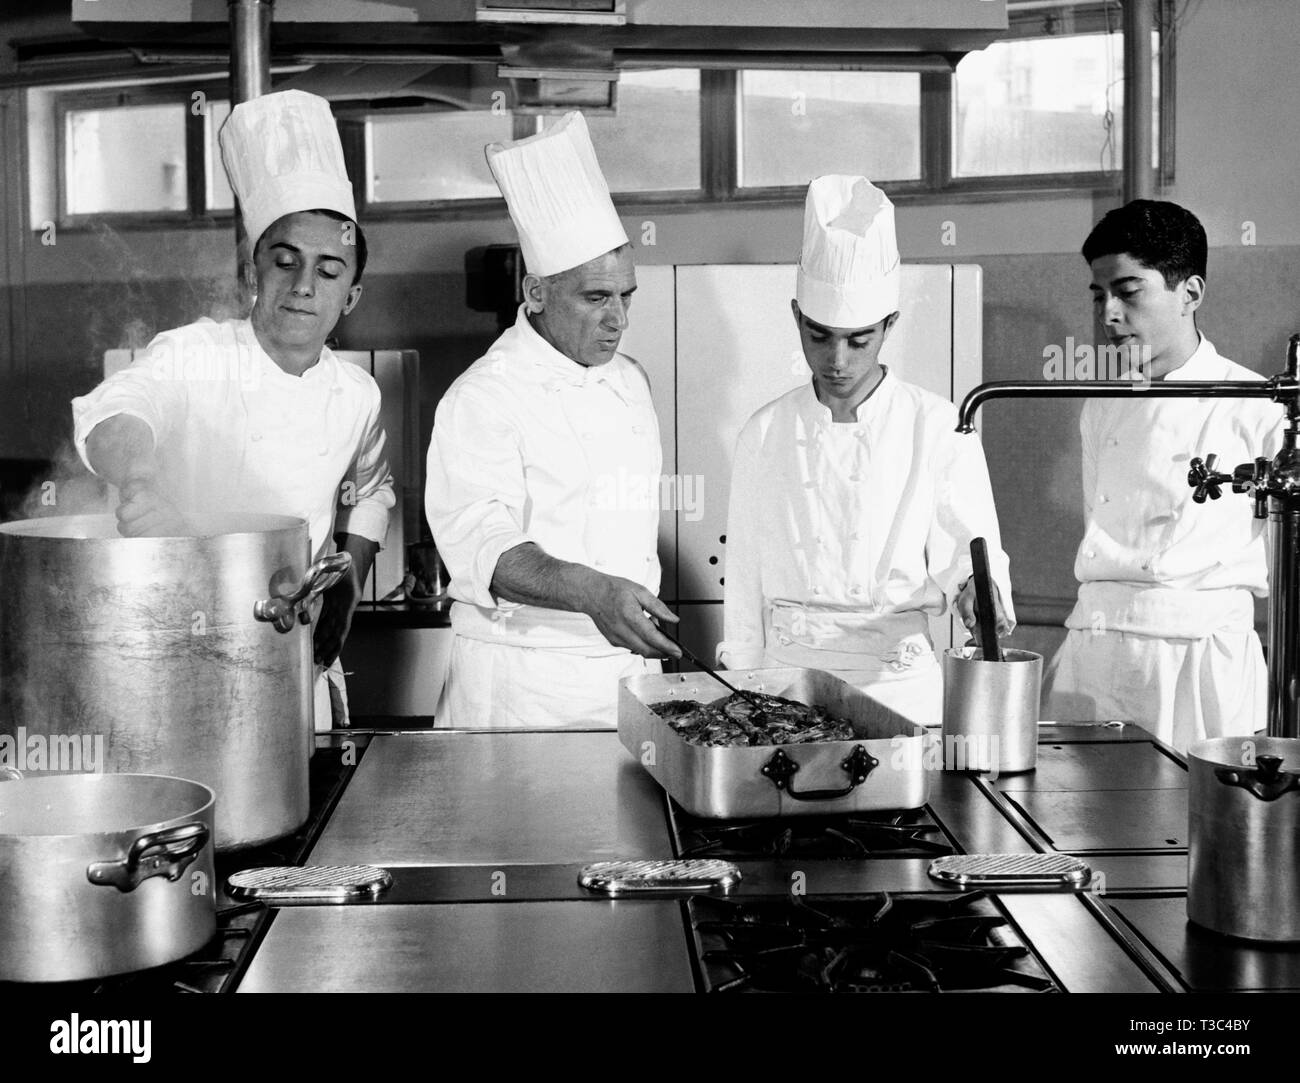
650;692;856;747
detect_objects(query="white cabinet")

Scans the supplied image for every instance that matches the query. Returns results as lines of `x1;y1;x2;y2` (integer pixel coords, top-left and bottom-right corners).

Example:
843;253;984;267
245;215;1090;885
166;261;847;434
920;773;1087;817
619;263;984;666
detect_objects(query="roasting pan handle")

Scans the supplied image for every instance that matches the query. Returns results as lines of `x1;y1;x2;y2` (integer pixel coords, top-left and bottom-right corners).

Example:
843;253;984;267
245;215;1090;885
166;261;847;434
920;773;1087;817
760;745;878;801
86;821;209;893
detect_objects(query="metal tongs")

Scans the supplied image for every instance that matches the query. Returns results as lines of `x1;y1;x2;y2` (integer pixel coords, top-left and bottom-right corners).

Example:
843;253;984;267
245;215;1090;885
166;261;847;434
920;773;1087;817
654;620;768;711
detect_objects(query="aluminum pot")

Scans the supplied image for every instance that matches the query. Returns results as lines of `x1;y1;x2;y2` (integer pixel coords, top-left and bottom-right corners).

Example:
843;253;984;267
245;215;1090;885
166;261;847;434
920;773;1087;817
0;772;216;982
941;647;1041;774
0;513;347;849
1187;736;1300;942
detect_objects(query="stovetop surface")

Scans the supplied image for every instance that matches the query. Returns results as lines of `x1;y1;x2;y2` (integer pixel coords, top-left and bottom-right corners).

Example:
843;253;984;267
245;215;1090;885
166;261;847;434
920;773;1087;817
688;890;1062;993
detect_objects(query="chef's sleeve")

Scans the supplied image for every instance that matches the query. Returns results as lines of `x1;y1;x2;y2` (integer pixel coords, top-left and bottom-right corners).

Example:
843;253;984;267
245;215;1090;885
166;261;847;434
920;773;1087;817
71;330;188;473
334;386;394;546
425;379;532;609
717;419;767;669
928;408;1017;629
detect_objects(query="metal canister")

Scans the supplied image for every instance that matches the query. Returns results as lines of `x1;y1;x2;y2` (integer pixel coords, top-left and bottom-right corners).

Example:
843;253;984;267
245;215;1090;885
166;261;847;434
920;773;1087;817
0;513;338;849
1187;736;1300;941
940;647;1041;774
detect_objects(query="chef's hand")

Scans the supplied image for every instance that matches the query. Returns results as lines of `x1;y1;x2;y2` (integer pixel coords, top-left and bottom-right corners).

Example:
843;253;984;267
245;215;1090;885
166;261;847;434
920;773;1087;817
115;476;189;537
314;565;360;669
955;577;1013;639
580;571;682;660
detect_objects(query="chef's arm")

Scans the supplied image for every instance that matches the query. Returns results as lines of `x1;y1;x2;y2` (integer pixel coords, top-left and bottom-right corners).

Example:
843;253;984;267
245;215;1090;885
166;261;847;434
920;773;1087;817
492;542;681;660
83;413;157;488
314;532;379;668
83;415;188;537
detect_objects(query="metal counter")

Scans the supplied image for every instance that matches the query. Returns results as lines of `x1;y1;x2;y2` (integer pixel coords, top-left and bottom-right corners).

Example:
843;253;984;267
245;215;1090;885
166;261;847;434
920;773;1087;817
238;900;695;993
307;730;672;866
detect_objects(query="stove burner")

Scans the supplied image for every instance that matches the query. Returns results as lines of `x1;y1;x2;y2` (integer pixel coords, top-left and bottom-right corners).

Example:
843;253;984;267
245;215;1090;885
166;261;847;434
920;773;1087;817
690;892;1061;993
674;806;954;859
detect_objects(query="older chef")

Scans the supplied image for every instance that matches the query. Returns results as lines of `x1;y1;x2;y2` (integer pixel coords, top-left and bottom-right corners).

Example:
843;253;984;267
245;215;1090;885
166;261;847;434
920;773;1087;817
72;89;394;730
1043;199;1279;751
427;111;678;728
718;175;1014;725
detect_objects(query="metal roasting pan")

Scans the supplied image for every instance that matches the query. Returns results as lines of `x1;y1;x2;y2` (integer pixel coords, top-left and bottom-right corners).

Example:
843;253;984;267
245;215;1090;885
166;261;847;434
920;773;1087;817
618;668;933;818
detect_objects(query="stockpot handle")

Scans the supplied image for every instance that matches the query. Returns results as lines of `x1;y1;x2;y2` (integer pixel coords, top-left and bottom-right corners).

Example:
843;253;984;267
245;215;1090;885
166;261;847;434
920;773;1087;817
1214;755;1300;802
86;821;210;893
761;745;879;801
253;552;353;633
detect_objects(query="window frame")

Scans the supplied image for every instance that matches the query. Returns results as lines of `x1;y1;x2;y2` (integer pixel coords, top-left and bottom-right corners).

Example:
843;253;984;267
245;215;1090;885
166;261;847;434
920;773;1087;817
38;0;1174;229
54;79;236;229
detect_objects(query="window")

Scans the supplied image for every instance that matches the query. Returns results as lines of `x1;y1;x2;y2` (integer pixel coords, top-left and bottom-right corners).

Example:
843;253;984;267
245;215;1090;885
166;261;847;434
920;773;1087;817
954;30;1160;178
367;110;515;203
738;71;921;188
64;102;188;215
582;69;701;192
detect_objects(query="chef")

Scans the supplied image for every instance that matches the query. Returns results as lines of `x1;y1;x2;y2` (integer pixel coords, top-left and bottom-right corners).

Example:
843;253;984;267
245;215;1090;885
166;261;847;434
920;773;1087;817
1042;199;1279;751
426;111;679;728
72;89;395;731
717;175;1014;725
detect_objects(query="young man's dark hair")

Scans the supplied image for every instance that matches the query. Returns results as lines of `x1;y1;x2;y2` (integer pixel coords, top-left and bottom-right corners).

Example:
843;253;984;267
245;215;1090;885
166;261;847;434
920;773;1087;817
254;208;368;284
1081;199;1207;289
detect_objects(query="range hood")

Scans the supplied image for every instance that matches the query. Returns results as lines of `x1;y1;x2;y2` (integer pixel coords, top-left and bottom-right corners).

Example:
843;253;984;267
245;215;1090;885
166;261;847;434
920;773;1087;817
67;0;1008;108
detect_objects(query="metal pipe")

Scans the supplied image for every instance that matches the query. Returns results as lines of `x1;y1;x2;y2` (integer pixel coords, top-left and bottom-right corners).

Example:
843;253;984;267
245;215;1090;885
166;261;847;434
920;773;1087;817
1122;0;1155;201
959;333;1300;740
956;378;1285;434
228;0;273;106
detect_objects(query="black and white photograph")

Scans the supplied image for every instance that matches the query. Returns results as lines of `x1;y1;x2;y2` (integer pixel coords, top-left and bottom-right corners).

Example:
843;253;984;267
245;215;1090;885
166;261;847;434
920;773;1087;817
0;0;1296;1056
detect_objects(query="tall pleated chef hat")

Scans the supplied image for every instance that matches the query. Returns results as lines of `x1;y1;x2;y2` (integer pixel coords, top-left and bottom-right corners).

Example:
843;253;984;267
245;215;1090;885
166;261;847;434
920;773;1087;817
796;175;900;329
219;89;356;249
485;111;628;277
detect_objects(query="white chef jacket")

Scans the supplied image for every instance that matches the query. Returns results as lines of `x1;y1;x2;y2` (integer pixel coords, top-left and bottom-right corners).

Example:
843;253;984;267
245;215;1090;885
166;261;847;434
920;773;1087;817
426;305;662;726
719;371;1014;724
1044;335;1281;748
72;317;395;729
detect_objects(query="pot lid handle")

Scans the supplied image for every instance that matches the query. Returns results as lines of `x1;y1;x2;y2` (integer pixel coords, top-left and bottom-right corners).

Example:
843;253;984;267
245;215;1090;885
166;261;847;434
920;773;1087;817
1214;755;1300;801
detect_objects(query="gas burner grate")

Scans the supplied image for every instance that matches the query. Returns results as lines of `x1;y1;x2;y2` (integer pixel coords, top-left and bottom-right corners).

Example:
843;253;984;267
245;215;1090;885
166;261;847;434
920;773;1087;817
689;891;1062;993
672;805;955;859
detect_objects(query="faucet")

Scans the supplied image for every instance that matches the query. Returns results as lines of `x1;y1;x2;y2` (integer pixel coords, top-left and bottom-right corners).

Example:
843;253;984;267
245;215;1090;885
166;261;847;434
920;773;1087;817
957;333;1300;739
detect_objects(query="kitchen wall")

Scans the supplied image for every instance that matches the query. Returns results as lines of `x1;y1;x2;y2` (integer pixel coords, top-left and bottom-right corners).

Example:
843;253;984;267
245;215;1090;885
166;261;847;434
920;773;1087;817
1;0;1297;643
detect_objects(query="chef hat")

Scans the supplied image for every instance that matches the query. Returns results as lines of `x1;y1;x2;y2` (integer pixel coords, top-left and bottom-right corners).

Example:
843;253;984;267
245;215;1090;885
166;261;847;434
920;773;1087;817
219;89;356;250
485;111;628;277
796;175;900;329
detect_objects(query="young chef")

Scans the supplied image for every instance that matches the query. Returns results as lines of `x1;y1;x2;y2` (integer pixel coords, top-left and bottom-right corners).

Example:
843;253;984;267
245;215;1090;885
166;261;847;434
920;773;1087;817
718;175;1014;725
1042;199;1279;751
425;111;679;728
71;89;395;730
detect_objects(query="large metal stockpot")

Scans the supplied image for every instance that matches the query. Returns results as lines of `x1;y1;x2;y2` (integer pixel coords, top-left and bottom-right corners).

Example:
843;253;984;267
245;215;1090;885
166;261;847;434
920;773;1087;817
0;513;341;849
1187;736;1300;942
0;772;216;982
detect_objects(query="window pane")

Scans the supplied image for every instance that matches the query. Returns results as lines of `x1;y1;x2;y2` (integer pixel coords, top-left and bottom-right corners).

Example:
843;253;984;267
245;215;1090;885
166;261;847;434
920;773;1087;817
206;99;234;212
368;110;514;203
584;69;700;192
738;71;921;188
65;103;188;214
954;31;1159;177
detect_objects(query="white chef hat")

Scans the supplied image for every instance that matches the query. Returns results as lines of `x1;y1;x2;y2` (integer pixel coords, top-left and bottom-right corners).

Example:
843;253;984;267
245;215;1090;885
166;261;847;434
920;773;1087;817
219;89;356;250
485;111;628;277
796;175;900;329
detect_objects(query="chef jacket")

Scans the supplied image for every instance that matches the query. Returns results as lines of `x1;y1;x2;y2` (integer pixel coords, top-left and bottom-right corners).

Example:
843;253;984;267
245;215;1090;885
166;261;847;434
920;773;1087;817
72;317;394;561
1064;334;1281;637
718;371;1014;672
426;304;661;654
72;318;395;732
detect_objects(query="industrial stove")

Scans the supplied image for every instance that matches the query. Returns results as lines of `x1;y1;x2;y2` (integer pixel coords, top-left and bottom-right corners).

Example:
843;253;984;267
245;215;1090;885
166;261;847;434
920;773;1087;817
10;723;1299;995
